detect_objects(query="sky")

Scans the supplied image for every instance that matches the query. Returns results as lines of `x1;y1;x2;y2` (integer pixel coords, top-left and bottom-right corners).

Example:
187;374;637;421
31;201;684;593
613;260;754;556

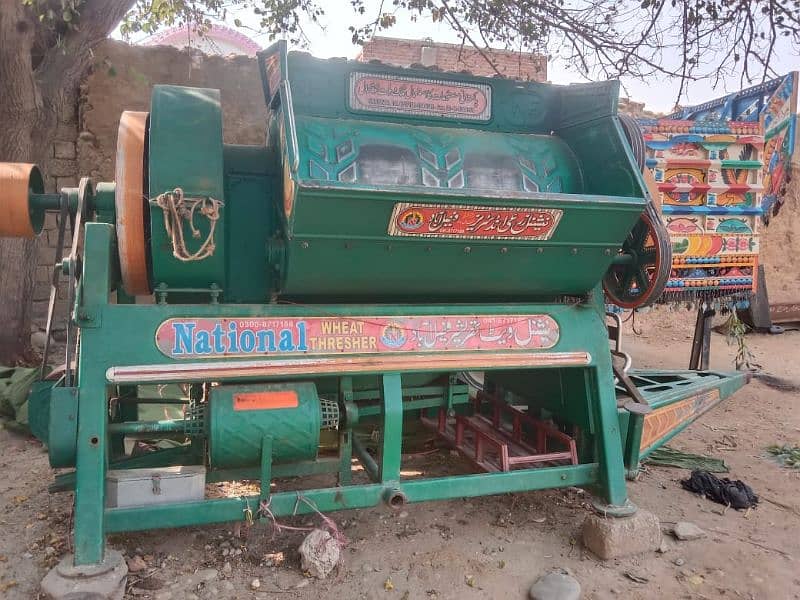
125;2;800;113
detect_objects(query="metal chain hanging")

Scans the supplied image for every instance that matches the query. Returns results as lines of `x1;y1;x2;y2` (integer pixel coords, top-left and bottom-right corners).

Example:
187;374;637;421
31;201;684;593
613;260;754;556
151;188;224;262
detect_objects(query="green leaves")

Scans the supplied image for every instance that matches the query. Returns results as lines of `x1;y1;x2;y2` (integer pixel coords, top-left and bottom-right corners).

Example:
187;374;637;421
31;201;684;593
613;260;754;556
24;0;85;32
767;444;800;469
24;0;800;105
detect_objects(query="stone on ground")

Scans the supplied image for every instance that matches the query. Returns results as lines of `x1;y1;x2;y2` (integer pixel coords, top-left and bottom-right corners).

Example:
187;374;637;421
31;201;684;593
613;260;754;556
672;521;706;540
582;509;661;560
126;555;146;573
529;572;581;600
299;528;341;578
41;549;128;600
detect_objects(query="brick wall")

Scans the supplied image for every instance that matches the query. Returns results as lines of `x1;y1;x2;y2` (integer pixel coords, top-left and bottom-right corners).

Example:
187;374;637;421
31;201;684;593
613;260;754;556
30;93;80;352
30;40;267;359
359;36;547;82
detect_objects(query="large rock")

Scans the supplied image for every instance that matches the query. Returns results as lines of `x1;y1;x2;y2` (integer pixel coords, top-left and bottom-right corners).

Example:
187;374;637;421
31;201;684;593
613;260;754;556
529;572;581;600
299;528;341;579
672;521;706;540
41;550;128;600
582;509;661;560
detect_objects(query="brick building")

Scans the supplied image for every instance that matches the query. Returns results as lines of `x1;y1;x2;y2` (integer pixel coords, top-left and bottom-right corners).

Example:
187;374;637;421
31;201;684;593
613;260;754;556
358;36;547;82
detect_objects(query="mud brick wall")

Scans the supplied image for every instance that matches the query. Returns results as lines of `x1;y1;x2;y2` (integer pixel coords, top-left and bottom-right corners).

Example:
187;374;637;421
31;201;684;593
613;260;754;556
31;39;267;351
31;96;80;347
76;40;267;182
359;36;547;82
758;116;800;305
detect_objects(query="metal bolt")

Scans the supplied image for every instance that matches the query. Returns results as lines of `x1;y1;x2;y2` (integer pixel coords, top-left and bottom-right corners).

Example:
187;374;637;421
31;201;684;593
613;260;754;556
500;247;508;254
300;241;309;249
344;242;352;249
537;247;544;254
464;246;471;254
571;248;578;255
425;246;432;252
604;248;612;255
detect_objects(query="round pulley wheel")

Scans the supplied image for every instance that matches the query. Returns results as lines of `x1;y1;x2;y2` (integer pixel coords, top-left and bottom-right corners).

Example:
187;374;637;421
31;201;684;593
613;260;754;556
115;111;151;295
0;163;45;237
603;204;671;308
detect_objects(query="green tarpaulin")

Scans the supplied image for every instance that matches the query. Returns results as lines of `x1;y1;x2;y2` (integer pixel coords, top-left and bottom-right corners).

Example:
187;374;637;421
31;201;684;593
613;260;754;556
0;365;38;430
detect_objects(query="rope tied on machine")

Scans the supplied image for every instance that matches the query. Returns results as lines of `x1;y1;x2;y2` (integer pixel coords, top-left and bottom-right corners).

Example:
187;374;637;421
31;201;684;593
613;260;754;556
151;187;224;262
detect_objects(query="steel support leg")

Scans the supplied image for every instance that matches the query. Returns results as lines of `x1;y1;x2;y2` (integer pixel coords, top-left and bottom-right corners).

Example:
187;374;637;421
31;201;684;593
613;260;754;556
623;414;644;478
379;373;403;484
73;224;114;566
338;377;354;485
338;430;353;485
260;436;273;500
689;306;715;370
588;366;631;510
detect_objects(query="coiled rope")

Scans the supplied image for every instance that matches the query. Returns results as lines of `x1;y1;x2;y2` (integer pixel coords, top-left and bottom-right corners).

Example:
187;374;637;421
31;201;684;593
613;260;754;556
151;188;224;262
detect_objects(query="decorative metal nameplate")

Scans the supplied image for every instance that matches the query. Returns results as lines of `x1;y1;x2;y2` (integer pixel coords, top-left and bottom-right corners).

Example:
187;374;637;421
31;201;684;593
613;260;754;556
349;72;492;121
388;203;563;240
155;315;559;359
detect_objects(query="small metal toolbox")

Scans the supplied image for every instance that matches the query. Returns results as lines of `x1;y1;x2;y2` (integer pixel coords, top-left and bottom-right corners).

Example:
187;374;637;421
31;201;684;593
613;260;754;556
106;466;206;508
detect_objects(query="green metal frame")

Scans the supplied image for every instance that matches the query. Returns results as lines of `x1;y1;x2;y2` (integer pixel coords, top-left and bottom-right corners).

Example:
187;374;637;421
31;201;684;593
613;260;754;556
39;213;750;569
66;222;635;565
618;368;749;476
27;55;749;572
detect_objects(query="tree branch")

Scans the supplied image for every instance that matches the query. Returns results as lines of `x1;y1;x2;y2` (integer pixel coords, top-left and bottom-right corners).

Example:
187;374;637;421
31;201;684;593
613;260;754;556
35;0;136;102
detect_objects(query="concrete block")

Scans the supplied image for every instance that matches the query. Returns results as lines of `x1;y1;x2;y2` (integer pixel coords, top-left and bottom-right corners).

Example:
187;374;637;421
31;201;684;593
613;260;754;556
56;122;79;140
56;175;79;189
53;141;77;160
33;282;52;302
582;509;661;560
38;243;58;266
44;212;59;231
46;158;77;177
37;265;53;285
41;549;127;600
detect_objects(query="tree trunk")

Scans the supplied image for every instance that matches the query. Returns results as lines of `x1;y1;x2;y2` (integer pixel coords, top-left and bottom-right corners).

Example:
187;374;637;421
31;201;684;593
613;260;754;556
0;1;40;364
0;0;135;364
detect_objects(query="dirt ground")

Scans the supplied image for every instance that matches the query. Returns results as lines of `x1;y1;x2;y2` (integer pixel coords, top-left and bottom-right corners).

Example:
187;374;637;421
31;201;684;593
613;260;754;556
0;309;798;600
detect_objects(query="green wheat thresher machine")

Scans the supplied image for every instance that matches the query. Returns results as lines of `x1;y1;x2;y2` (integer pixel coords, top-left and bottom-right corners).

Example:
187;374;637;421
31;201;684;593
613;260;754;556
0;41;749;569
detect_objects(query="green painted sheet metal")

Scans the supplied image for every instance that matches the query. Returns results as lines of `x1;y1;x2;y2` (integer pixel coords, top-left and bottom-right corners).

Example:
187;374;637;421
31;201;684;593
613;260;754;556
615;369;750;470
139;50;648;301
222;145;276;302
80;301;609;378
148;85;226;292
48;386;78;468
105;463;599;533
208;382;321;467
291;116;584;192
279;182;644;299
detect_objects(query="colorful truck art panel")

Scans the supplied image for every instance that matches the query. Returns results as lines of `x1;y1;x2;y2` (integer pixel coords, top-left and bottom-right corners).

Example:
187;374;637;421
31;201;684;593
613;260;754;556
761;73;798;217
659;72;798;219
640;119;764;299
156;314;561;359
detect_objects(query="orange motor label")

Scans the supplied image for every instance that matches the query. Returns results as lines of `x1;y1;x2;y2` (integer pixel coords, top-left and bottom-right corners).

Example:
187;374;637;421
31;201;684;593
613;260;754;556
233;391;299;411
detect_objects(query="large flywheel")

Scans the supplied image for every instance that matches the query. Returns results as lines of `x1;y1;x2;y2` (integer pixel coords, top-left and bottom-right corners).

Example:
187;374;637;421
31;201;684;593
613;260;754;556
603;202;671;308
603;115;672;308
115;111;151;296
